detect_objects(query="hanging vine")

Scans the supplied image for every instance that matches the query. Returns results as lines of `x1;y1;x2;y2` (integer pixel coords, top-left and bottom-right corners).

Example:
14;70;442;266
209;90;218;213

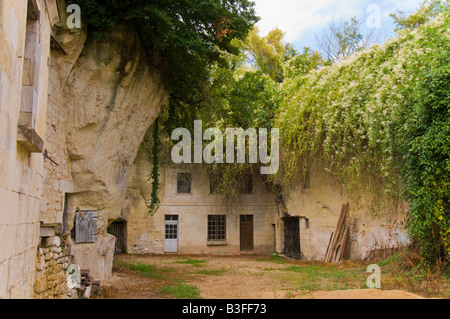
147;117;161;217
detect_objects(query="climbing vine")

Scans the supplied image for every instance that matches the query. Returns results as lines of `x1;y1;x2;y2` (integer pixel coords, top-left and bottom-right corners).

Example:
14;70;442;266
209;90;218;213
147;118;161;217
275;9;450;265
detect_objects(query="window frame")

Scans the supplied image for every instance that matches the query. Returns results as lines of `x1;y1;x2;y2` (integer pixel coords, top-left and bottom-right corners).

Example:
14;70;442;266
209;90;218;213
207;215;226;241
177;173;192;194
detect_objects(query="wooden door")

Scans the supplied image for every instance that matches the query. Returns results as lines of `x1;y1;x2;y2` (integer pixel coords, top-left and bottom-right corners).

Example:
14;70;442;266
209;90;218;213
108;221;127;254
240;215;254;251
283;217;301;259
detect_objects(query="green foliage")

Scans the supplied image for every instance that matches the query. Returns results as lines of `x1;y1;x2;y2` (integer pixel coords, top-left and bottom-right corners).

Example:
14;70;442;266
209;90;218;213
70;0;259;103
242;27;297;82
284;46;326;79
391;0;449;31
147;118;161;217
393;22;450;262
276;9;450;264
316;16;369;63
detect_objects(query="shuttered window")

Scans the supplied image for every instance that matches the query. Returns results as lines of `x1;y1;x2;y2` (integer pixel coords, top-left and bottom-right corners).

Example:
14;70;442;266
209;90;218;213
75;211;98;244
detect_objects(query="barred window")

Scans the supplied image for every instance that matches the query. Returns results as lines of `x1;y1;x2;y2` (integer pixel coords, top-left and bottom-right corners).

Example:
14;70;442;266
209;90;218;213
208;215;226;241
240;174;253;194
177;173;191;194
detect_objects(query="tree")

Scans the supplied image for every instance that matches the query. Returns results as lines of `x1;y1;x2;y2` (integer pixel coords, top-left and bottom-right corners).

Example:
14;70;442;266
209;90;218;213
284;46;325;79
71;0;259;102
316;16;378;63
242;27;297;82
390;0;449;31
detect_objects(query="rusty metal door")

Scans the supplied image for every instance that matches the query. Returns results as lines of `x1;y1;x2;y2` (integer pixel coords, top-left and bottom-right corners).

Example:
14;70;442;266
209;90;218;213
283;216;301;259
240;215;254;251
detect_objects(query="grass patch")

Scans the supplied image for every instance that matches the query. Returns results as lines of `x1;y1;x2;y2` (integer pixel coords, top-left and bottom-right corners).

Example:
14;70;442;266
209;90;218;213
118;261;162;278
285;265;320;275
175;259;207;267
256;253;287;264
196;268;228;276
159;284;202;299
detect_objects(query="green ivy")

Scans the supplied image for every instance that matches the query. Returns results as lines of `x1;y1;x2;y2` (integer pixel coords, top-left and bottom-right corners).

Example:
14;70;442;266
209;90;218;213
275;10;450;265
147;117;161;217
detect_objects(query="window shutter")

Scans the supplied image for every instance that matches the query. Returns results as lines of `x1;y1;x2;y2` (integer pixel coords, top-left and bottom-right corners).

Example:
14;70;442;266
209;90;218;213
75;211;98;244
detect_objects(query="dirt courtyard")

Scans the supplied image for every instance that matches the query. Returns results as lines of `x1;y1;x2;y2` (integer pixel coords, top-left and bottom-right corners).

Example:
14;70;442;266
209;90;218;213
98;254;429;299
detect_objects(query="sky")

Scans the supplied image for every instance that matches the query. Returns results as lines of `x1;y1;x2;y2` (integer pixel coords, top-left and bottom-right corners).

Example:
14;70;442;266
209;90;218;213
253;0;424;51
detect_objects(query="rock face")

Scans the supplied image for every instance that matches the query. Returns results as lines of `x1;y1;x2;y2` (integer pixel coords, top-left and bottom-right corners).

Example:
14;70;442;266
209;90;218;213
46;9;167;281
63;25;166;227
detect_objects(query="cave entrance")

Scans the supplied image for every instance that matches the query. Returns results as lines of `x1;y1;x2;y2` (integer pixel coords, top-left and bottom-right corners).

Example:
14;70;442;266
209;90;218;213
108;220;128;254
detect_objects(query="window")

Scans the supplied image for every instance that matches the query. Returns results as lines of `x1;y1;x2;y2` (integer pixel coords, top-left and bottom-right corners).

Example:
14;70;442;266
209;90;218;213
208;215;226;241
74;211;98;244
240;174;253;194
177;173;191;194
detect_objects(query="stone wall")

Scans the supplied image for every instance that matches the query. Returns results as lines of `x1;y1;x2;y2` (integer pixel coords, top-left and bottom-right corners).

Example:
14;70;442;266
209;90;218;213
282;166;410;261
125;159;278;255
40;1;167;282
0;0;59;298
0;0;167;298
34;236;72;299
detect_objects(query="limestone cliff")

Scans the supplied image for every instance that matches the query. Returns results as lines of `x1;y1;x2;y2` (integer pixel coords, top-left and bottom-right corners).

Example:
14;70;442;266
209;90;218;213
46;3;167;280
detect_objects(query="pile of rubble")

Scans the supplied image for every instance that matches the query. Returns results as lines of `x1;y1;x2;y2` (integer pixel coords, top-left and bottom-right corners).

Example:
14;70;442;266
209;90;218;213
78;269;101;298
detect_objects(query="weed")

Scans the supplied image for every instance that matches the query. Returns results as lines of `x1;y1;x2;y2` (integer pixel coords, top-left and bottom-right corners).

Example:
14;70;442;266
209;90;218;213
160;284;202;299
197;269;228;275
175;259;207;267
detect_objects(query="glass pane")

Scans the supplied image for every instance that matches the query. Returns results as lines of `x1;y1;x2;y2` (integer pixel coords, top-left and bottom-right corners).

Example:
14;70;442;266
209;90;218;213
177;173;191;193
207;215;226;241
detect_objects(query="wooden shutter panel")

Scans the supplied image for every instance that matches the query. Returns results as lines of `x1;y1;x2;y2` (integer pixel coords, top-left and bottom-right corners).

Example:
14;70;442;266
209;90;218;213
75;211;98;244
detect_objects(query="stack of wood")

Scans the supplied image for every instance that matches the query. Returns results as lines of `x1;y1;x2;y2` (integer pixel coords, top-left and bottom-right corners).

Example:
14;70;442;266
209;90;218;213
324;202;350;264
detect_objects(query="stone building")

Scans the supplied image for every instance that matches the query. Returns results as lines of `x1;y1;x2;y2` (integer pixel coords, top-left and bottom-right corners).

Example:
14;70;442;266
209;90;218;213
119;157;410;261
121;160;278;255
0;0;166;298
0;0;410;300
0;0;62;299
281;166;410;261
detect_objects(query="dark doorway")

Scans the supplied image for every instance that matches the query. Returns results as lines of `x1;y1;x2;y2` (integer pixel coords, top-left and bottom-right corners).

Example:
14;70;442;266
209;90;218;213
283;216;301;259
240;215;254;251
108;221;127;254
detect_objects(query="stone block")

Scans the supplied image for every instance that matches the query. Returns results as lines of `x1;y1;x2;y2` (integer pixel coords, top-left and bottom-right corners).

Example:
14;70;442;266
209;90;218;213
34;275;46;293
0;112;11;153
0;259;9;297
39;225;56;238
45;235;61;247
8;6;19;53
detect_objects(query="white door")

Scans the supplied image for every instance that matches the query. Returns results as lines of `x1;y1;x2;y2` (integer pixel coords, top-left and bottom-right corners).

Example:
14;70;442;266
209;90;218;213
164;215;178;253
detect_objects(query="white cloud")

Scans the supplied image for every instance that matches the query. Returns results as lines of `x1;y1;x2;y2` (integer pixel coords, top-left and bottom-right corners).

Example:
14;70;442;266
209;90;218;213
253;0;423;43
